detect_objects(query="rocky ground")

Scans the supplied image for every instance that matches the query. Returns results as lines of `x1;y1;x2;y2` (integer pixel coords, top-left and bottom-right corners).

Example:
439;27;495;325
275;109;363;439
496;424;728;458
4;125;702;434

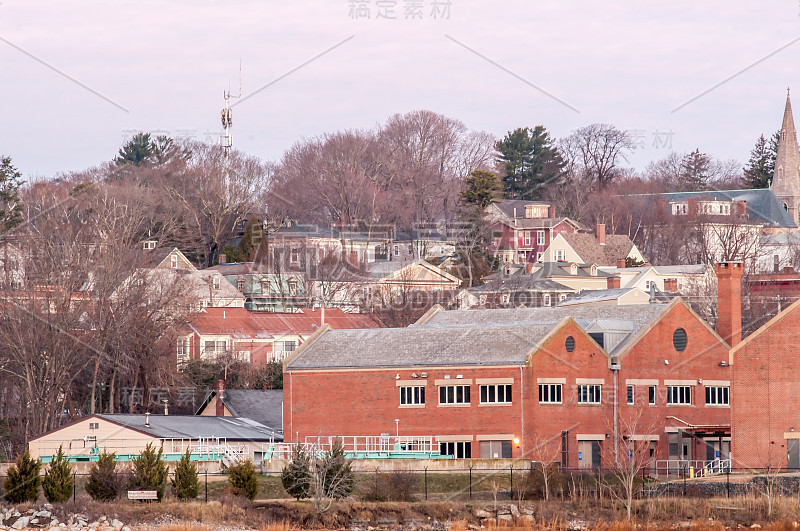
0;505;129;531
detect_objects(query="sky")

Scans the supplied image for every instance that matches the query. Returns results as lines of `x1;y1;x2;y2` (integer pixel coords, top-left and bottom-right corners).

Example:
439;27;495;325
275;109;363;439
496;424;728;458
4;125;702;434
2;0;800;180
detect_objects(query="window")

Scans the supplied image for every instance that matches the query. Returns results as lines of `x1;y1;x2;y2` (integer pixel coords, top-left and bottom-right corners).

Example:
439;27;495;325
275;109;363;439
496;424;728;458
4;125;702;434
627;385;634;405
559;293;568;301
170;255;178;269
288;279;298;296
89;422;99;430
235;350;251;362
236;279;246;292
177;338;190;365
440;441;471;458
143;240;157;250
480;440;512;458
555;250;566;261
537;252;543;261
648;385;656;405
273;340;296;360
212;277;221;290
439;385;470;405
480;384;512;404
400;386;425;405
543;294;551;307
393;244;399;256
577;384;601;404
667;386;691;405
537;230;545;246
705;386;729;406
290;248;299;263
673;328;687;352
501;293;510;304
538;384;562;404
203;340;226;358
524;232;531;246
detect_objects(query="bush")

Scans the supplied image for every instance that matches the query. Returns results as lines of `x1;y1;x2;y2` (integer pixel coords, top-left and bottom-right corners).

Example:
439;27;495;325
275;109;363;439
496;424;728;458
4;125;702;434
171;448;200;500
227;459;259;501
3;449;42;503
362;469;419;502
86;451;123;501
130;443;168;501
42;445;74;503
281;445;311;500
321;439;354;499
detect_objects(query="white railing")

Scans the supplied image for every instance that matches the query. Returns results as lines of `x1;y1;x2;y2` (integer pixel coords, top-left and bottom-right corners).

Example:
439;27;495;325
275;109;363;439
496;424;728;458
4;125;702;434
655;458;731;477
303;435;442;456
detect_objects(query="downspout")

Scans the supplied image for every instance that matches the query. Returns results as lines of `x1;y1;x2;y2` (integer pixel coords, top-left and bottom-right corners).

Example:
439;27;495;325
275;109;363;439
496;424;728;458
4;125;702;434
611;357;620;465
520;365;524;457
290;371;293;442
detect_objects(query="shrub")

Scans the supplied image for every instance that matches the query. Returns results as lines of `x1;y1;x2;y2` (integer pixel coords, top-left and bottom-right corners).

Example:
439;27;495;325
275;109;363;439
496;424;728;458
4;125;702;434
171;448;200;500
42;445;74;503
86;451;123;501
227;459;259;501
130;442;169;501
3;449;42;503
320;438;354;499
281;445;311;500
361;469;419;502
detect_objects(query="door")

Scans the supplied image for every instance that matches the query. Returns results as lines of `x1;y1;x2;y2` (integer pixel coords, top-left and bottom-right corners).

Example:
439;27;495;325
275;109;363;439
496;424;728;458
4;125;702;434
578;440;601;470
649;441;657;476
788;439;799;470
706;441;717;462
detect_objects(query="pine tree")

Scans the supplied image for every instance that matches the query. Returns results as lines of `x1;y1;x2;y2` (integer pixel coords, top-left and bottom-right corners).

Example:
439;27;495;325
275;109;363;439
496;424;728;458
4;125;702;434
496;126;564;200
679;149;711;191
3;449;42;503
321;439;354;499
227;459;259;501
0;156;23;233
171;448;200;500
459;170;503;210
86;451;121;501
115;133;154;166
742;134;775;189
238;216;265;262
281;445;311;500
42;445;74;503
130;443;169;501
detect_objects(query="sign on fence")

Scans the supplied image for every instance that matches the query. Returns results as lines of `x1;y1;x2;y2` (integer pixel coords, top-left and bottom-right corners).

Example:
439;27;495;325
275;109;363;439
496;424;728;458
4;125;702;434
127;490;158;500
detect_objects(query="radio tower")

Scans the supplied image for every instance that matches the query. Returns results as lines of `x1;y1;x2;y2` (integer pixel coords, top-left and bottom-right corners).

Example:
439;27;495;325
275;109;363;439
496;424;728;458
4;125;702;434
220;61;242;186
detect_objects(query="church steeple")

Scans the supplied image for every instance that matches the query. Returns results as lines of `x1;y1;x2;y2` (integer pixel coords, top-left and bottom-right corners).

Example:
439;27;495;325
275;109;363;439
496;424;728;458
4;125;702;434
773;89;800;195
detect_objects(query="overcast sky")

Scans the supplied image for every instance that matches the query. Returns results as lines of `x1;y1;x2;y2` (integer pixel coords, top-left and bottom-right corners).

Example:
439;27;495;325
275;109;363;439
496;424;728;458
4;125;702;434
2;0;800;179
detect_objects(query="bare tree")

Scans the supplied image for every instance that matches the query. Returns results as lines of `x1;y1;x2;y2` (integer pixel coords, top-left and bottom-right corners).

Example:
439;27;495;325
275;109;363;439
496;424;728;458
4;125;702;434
560;124;634;190
528;432;563;501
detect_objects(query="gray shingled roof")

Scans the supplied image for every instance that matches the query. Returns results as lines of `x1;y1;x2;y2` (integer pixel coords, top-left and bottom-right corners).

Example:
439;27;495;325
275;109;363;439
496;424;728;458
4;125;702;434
420;305;665;329
286;324;555;369
469;277;573;293
560;233;638;266
97;414;281;441
216;390;283;432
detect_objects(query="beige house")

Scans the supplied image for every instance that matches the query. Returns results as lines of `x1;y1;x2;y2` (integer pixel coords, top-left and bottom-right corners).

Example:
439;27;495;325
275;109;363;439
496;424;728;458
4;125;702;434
28;414;281;468
541;224;645;266
558;287;657;307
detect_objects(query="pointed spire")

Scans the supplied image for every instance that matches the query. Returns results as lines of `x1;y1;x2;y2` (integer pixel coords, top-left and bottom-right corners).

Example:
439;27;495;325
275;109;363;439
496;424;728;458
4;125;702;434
773;89;800;195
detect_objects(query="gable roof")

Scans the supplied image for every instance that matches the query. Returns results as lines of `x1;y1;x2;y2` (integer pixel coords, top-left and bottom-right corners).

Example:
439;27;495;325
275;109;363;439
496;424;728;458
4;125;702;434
149;247;196;271
558;288;648;306
730;296;800;355
558;233;638;266
195;389;283;432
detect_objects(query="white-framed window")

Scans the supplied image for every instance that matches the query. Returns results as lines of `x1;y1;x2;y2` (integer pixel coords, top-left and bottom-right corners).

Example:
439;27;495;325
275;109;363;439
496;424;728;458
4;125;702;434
648;385;656;405
273;340;297;360
543;294;551;307
705;386;729;406
400;386;425;405
667;386;692;405
537;230;545;246
439;385;470;405
559;293;568;301
177;338;190;365
555;250;566;261
212;277;221;290
480;384;512;404
235;350;251;362
203;340;226;358
627;385;634;405
524;232;531;246
290;248;299;262
538;384;562;404
237;279;246;292
288;278;298;296
578;384;601;404
501;293;509;304
394;244;399;256
170;255;178;269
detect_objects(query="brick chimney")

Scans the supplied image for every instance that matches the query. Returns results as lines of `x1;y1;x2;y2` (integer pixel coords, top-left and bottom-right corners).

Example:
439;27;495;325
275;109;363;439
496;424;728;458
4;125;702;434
218;253;227;264
607;276;621;289
663;278;678;292
215;379;226;416
715;262;743;347
525;262;534;274
596;223;606;245
616;259;626;268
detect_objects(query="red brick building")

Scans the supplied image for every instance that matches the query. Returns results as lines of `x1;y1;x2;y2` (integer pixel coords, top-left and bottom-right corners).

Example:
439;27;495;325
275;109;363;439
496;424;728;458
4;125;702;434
284;294;731;468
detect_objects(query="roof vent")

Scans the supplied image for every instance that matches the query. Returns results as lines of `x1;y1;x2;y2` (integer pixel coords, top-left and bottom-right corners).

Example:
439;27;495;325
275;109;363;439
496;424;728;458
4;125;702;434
145;412;150;427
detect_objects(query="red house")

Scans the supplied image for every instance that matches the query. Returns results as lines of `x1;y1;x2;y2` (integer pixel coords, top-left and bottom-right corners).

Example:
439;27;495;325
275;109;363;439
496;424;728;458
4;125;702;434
284;287;732;469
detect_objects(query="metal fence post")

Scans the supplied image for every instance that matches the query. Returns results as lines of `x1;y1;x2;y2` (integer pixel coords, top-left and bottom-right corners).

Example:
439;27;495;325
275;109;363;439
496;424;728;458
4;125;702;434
424;467;428;500
510;466;513;499
205;469;208;502
73;471;76;502
469;466;473;500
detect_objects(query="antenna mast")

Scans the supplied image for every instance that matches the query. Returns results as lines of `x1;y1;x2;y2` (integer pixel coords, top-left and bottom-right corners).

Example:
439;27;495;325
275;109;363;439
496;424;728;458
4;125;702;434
220;60;242;185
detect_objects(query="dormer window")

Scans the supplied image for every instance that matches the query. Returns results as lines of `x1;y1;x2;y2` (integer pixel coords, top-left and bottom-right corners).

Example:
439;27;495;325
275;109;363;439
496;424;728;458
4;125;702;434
570;264;577;275
288;278;298;296
591;265;597;276
143;240;157;250
237;279;245;292
212;277;221;290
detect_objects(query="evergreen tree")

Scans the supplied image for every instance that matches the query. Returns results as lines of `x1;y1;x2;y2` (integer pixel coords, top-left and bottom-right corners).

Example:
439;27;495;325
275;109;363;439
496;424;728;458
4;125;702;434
742;134;776;189
171;448;200;500
217;243;244;264
3;449;42;503
459;170;503;210
0;156;23;233
86;451;122;501
115;133;154;166
496;126;564;200
281;445;311;500
678;149;712;191
238;216;265;262
321;438;354;499
130;442;169;501
227;459;259;501
42;445;74;503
